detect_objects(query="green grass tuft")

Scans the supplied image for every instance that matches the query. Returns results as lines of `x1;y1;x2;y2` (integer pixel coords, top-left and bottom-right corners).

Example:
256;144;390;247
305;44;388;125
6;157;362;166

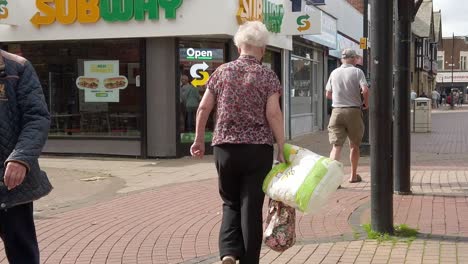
394;224;418;237
352;228;361;239
361;223;418;243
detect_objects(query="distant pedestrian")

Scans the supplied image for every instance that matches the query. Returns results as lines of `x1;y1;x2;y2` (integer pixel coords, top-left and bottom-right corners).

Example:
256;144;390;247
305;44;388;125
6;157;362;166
0;51;52;263
190;21;285;264
419;91;428;98
411;90;417;108
181;75;201;132
441;90;447;106
325;48;369;183
454;91;459;106
431;89;440;108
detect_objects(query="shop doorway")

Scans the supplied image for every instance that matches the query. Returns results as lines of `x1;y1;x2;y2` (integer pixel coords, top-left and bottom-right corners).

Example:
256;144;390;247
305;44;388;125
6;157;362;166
177;39;228;156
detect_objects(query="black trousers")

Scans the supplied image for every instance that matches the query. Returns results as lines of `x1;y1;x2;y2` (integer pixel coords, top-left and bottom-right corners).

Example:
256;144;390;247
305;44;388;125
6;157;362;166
214;144;273;264
0;202;40;264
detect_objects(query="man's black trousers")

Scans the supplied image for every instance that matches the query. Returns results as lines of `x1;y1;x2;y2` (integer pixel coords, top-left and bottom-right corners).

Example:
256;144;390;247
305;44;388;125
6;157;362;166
214;144;273;264
0;202;40;264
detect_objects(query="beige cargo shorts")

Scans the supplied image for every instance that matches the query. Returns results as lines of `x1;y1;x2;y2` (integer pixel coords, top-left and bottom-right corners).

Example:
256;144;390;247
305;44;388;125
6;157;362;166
328;107;364;146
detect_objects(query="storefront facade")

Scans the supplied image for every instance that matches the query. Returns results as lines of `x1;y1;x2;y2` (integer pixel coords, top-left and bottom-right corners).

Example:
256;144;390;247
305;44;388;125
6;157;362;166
318;0;364;124
289;39;325;137
436;72;468;102
286;3;337;138
0;0;305;157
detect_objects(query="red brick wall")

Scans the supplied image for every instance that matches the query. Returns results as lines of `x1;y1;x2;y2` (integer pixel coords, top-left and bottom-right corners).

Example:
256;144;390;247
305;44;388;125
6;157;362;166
440;38;468;70
346;0;364;13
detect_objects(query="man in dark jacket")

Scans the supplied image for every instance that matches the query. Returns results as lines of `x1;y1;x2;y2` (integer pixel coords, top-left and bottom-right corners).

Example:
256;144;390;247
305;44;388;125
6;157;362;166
0;50;52;264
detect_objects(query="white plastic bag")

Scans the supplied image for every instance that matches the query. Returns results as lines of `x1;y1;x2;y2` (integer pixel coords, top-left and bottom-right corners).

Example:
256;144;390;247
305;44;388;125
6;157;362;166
263;144;344;213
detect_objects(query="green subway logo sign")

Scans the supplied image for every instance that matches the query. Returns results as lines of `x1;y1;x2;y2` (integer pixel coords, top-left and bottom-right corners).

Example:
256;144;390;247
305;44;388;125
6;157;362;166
0;0;8;19
237;0;284;33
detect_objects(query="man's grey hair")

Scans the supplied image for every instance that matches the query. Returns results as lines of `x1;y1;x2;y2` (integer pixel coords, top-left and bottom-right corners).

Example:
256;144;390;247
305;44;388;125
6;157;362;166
234;21;269;48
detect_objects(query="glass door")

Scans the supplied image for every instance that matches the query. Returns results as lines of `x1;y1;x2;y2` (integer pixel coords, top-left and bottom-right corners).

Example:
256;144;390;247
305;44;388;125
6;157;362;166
177;40;227;155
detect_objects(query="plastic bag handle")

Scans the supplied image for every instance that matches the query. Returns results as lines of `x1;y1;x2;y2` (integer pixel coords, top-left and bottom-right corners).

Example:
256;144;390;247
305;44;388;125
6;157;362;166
269;199;282;214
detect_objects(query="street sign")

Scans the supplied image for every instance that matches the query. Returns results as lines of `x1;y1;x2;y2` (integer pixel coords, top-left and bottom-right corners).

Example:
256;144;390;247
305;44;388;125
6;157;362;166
360;37;368;49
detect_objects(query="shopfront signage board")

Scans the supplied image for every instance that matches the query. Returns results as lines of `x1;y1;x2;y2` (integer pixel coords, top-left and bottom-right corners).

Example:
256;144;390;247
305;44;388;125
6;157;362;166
329;34;362;59
181;48;224;61
280;10;321;36
0;0;292;51
190;62;210;87
436;72;468;83
0;0;8;20
236;0;284;33
301;4;337;49
30;0;183;28
0;0;18;25
185;48;213;61
77;60;129;103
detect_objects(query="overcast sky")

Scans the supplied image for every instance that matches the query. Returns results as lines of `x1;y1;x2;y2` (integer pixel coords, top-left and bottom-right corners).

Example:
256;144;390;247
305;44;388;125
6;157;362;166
432;0;468;37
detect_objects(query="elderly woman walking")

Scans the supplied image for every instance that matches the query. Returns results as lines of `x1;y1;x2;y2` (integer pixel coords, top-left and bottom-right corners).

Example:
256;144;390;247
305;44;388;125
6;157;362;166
190;21;285;264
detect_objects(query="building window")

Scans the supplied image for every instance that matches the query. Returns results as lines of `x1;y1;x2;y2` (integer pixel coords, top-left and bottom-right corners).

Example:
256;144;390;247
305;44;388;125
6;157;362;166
291;43;323;117
431;43;437;61
437;56;444;70
416;38;423;69
263;50;282;81
461;56;468;70
291;56;313;115
423;39;428;57
8;40;143;139
437;51;444;70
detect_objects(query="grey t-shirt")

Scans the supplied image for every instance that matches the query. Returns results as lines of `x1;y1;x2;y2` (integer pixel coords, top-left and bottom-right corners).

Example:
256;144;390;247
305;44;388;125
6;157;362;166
325;64;368;107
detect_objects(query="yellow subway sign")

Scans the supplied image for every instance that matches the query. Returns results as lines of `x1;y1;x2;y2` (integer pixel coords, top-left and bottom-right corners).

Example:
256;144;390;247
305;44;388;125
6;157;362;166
237;0;284;33
30;0;184;28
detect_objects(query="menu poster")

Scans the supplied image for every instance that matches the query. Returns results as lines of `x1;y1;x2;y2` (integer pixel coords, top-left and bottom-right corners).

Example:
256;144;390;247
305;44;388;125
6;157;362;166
76;61;128;103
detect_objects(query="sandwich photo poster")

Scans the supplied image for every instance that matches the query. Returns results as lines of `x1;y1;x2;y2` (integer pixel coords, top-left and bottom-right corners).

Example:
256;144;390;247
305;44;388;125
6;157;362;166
76;61;129;103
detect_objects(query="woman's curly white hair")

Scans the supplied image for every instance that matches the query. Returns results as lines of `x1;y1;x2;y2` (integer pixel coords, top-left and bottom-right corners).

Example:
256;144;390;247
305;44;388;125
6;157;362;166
234;21;269;48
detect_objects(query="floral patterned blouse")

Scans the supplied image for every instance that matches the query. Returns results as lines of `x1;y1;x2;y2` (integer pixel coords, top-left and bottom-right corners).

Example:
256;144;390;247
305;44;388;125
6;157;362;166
207;55;282;146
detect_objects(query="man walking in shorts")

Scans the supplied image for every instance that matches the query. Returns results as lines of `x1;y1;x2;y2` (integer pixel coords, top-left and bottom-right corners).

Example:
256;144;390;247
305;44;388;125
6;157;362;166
326;49;369;183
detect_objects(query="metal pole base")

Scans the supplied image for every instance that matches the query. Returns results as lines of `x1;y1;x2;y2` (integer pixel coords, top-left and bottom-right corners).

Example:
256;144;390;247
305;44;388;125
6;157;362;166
360;143;371;156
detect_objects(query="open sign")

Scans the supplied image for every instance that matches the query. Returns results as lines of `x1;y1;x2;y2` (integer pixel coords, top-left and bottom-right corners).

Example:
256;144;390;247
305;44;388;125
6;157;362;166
186;48;213;60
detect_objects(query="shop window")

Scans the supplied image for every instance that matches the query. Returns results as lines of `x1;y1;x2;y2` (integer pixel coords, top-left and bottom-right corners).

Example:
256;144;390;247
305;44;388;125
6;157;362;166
461;56;467;70
263;50;282;81
178;41;226;144
291;56;313;115
8;40;143;139
437;55;444;70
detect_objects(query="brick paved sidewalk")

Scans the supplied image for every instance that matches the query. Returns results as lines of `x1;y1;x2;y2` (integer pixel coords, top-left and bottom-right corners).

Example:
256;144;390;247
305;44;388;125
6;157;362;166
0;111;467;263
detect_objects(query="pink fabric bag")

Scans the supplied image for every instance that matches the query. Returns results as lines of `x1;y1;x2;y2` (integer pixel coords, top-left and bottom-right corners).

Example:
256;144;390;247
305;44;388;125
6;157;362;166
263;199;296;252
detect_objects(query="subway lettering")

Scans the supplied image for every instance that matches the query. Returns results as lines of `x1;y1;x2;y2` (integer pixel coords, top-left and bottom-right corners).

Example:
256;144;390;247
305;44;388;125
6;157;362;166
236;0;284;33
31;0;184;28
